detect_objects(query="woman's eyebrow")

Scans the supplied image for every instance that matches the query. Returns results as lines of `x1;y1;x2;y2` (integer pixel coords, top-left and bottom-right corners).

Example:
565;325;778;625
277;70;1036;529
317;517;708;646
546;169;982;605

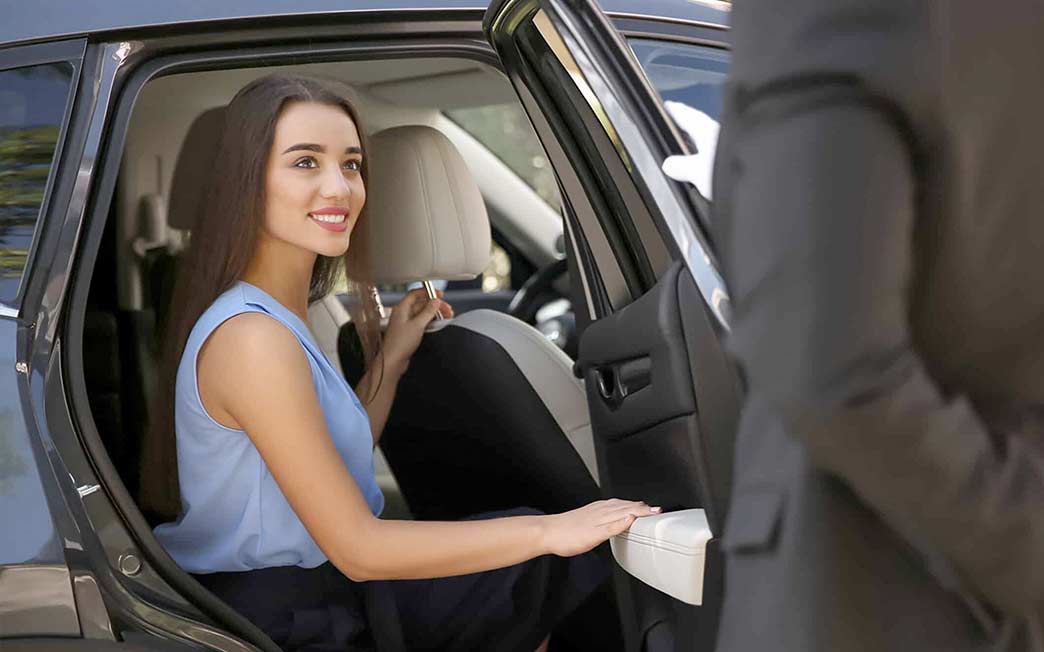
281;143;363;155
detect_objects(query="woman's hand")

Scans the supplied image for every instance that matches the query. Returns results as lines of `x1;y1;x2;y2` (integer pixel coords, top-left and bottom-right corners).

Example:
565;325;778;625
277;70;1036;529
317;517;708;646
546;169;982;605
382;288;454;378
540;499;661;557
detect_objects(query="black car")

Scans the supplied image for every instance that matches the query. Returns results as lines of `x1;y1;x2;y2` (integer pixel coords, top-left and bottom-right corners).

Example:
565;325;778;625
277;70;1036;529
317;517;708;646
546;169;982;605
0;1;741;650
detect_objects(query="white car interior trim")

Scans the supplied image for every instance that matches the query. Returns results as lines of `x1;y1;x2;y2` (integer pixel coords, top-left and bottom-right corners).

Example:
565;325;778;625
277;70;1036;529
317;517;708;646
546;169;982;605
447;309;599;484
611;508;712;605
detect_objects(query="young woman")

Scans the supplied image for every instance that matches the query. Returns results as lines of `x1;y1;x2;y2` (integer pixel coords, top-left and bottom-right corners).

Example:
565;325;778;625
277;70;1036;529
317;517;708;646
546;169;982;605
140;75;659;651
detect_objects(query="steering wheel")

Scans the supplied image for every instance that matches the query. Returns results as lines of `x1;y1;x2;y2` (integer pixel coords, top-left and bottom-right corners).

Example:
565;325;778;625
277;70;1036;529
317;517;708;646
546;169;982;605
507;257;569;324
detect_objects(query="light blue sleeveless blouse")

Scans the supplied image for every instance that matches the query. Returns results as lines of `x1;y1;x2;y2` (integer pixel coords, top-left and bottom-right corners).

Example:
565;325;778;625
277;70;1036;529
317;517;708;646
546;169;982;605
153;281;384;573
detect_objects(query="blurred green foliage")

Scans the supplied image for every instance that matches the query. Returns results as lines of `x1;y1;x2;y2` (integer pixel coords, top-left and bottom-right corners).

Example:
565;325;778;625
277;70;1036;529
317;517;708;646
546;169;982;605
0;125;60;280
447;104;562;211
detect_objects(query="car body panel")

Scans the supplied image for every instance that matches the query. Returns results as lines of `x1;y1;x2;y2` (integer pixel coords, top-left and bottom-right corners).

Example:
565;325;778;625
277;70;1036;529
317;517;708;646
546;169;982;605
1;37;91;640
0;319;80;637
0;0;727;49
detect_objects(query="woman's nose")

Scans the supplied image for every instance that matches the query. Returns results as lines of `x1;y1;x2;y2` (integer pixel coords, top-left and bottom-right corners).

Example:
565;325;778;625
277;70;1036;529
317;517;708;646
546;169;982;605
319;166;351;200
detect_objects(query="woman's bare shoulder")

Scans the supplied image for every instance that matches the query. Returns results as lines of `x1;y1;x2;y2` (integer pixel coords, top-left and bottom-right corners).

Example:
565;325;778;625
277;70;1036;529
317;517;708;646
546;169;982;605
201;312;304;369
197;312;313;425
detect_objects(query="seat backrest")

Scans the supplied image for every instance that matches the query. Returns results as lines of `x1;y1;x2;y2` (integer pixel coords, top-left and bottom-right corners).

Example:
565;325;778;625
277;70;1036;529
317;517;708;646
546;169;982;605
359;125;600;519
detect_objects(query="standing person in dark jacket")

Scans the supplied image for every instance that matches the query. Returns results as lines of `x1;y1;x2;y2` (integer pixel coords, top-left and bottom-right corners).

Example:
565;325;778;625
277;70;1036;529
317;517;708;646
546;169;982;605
705;2;1044;650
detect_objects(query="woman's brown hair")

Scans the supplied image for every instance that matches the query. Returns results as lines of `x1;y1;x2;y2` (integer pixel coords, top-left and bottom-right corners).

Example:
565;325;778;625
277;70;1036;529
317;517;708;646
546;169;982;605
139;74;384;523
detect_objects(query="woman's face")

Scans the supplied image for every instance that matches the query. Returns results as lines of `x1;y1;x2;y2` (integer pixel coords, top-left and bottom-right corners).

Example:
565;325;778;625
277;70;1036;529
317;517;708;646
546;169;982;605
262;100;366;259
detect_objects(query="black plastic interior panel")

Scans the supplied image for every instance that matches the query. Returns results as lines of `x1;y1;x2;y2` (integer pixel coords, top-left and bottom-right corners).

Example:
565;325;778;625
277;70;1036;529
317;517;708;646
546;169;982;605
595;414;705;513
577;261;737;652
577;263;697;440
676;266;742;531
579;261;738;532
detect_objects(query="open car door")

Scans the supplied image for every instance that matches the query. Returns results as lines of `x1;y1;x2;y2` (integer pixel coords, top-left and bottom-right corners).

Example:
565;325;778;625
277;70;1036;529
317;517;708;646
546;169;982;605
483;1;743;650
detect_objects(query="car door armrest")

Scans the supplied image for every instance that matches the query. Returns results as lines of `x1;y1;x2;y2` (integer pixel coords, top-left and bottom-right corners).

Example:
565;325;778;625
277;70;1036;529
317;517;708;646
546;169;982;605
610;508;712;605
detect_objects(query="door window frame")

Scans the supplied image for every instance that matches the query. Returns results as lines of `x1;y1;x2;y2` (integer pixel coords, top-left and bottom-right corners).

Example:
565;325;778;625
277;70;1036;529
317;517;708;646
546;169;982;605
487;1;731;328
0;39;84;317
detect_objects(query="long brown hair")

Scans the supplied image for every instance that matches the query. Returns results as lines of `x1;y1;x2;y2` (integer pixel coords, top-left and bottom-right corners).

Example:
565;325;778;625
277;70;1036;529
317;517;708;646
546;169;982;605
139;75;384;523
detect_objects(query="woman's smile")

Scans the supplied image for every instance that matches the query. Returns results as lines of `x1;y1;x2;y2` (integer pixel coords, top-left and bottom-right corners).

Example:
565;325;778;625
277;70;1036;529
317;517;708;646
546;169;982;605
309;206;350;232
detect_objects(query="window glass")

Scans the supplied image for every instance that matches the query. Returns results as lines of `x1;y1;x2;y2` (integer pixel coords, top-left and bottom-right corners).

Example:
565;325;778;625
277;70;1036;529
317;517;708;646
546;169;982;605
445;104;562;212
629;39;728;200
628;39;728;120
0;62;74;303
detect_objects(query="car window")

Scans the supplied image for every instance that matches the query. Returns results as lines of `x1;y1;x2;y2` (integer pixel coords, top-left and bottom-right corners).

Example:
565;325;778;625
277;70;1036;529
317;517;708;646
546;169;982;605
0;62;75;304
628;39;728;200
445;104;562;213
628;39;728;120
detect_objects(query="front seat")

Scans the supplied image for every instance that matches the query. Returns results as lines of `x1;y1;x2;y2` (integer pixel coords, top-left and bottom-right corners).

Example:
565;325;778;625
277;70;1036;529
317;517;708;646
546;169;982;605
351;125;601;522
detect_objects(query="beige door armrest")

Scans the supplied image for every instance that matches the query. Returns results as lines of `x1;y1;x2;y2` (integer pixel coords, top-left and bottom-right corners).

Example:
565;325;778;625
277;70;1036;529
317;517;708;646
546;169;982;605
610;508;712;605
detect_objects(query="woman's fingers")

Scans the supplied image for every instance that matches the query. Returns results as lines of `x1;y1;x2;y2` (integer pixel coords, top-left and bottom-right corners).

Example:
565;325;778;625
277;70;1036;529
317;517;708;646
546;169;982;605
604;513;638;537
411;297;442;325
391;288;453;320
600;501;660;525
600;504;659;535
389;289;422;320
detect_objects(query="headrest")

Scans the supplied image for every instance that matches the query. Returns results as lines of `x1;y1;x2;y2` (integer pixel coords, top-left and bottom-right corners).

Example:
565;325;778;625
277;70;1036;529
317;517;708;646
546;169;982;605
359;125;490;284
168;107;225;231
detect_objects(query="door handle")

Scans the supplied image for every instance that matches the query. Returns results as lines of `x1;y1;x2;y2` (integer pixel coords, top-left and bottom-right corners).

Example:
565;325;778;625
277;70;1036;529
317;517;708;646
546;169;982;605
594;367;619;404
592;357;651;408
617;358;651;394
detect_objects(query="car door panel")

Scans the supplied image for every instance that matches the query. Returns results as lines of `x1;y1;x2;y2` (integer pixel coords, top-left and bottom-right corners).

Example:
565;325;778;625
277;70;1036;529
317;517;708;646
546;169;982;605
484;2;742;650
580;261;732;651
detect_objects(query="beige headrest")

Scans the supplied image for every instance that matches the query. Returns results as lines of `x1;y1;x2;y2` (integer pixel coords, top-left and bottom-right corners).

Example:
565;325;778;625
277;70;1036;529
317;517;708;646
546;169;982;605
360;125;491;284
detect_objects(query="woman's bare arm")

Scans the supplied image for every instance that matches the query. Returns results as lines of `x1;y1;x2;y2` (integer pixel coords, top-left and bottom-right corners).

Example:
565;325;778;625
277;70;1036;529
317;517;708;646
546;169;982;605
199;312;652;581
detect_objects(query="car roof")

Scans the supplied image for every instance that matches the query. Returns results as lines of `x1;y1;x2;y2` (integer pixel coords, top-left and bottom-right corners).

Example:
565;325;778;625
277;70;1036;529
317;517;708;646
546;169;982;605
1;0;728;49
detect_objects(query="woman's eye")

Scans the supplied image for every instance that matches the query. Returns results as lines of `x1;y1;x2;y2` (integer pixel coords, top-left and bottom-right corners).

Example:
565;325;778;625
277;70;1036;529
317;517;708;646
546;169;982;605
343;159;361;172
293;157;318;169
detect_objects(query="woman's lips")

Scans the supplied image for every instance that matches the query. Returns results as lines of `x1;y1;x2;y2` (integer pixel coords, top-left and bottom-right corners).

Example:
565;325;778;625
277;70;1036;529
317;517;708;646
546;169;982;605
310;213;349;232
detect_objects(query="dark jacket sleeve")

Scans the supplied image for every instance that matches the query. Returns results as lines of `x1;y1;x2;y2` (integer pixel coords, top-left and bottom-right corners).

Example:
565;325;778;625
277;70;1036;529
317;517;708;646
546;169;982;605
713;0;1044;620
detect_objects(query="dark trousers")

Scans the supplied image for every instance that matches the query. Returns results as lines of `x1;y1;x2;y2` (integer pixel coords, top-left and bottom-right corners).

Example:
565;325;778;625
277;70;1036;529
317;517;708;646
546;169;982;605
193;508;613;651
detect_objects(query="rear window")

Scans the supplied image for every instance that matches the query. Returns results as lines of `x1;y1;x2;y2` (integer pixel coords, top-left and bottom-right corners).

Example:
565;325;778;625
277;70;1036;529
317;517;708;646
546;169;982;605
0;62;74;303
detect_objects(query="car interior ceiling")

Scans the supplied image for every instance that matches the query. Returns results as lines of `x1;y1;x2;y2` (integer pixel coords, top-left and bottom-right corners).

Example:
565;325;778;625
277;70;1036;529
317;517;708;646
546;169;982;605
79;55;620;645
